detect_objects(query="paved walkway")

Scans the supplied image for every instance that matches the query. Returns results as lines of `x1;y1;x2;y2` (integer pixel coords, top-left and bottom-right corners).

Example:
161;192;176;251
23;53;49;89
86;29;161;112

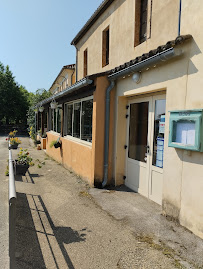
1;137;203;268
0;136;9;269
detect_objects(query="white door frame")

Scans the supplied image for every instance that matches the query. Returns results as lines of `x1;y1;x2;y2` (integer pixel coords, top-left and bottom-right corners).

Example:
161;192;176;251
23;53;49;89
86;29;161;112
125;94;166;204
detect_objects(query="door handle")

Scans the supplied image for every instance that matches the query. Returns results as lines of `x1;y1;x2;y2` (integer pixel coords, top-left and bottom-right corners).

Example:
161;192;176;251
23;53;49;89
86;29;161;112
145;145;150;154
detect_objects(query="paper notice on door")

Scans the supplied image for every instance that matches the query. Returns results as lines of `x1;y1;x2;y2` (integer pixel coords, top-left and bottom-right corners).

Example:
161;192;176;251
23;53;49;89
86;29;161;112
175;121;195;145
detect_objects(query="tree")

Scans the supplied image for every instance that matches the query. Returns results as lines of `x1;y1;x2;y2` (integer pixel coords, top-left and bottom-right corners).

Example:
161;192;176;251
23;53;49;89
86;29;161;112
0;62;31;125
27;88;52;133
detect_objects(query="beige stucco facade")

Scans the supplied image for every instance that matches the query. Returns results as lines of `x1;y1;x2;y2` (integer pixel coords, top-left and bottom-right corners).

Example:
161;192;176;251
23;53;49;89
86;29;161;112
111;1;203;239
39;0;203;239
49;66;76;95
75;0;180;80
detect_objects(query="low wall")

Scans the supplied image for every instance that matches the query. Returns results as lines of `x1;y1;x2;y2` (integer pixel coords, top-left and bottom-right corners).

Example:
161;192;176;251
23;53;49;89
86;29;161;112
46;132;94;185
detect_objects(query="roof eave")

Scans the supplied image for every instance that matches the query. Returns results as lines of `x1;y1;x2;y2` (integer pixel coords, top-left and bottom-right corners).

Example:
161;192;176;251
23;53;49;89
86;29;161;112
71;0;114;46
36;77;93;107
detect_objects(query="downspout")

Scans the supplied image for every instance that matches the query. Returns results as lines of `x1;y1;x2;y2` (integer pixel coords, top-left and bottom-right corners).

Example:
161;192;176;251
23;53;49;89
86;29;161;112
102;80;115;188
76;47;78;82
178;0;182;36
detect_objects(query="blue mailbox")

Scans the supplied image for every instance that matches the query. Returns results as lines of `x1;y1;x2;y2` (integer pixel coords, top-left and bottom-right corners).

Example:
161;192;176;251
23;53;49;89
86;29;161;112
168;109;203;152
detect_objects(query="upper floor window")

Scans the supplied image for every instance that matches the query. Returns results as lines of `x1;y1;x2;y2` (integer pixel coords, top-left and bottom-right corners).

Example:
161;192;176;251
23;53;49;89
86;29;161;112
134;0;148;46
102;26;109;67
64;97;93;143
84;48;88;77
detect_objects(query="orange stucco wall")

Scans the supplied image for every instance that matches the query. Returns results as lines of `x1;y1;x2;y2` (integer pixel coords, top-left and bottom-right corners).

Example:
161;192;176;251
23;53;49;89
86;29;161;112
46;132;93;184
93;76;115;184
45;76;115;186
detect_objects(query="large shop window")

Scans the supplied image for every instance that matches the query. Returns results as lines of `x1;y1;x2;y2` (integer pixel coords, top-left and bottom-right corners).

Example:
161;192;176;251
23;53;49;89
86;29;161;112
50;107;62;134
64;98;93;143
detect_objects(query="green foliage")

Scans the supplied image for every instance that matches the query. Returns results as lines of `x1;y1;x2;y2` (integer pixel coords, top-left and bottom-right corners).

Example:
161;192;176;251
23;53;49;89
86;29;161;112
50;140;57;148
0;62;32;125
27;88;52;135
0;61;52;132
5;165;9;176
16;148;34;166
29;126;35;140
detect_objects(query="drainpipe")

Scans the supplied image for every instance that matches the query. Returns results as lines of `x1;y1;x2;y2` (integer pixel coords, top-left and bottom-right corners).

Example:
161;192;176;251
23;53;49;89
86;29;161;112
102;80;115;188
178;0;182;36
76;47;78;82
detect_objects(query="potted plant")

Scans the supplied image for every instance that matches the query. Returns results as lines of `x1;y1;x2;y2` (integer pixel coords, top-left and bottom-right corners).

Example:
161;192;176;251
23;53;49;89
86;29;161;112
50;100;58;109
15;148;34;175
50;138;61;148
39;106;44;112
42;133;47;138
9;137;22;150
8;129;17;138
37;129;42;136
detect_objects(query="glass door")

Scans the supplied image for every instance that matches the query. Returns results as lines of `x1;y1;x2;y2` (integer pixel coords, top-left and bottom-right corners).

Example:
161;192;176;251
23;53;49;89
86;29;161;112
148;95;166;205
126;96;152;197
125;94;166;205
128;102;149;163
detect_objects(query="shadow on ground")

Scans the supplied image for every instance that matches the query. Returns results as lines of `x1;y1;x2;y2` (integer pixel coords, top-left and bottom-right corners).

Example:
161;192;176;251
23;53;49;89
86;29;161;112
16;193;86;269
15;170;40;184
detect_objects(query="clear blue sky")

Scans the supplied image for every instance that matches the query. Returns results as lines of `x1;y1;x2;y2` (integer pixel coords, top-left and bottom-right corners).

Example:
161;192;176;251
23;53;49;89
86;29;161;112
0;0;103;92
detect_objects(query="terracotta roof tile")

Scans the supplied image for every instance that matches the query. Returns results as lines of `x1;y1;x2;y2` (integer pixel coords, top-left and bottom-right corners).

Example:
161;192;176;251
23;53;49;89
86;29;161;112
109;35;192;75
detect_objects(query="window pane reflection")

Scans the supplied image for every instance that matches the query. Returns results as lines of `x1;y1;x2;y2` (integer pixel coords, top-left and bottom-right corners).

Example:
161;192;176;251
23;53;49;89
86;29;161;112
57;108;62;134
73;102;81;138
64;104;73;136
128;102;149;162
81;99;93;142
152;99;166;168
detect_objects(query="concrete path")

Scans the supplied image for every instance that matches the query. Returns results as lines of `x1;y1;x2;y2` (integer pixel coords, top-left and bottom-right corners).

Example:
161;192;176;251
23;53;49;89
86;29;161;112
1;137;203;268
0;136;9;269
90;187;203;269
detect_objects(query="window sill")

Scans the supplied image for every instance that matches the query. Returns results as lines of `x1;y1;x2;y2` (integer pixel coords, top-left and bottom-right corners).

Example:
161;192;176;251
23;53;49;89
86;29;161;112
63;135;92;148
47;131;61;136
102;63;109;68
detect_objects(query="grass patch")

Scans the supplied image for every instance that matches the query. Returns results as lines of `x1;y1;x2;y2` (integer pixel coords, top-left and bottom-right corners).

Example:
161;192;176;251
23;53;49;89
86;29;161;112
135;234;185;268
79;191;92;199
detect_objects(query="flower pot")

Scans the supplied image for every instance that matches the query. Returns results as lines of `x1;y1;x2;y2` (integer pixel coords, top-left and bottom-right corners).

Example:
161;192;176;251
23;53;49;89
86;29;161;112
50;102;57;109
37;145;41;150
39;106;44;112
54;142;61;148
15;161;29;175
9;144;18;150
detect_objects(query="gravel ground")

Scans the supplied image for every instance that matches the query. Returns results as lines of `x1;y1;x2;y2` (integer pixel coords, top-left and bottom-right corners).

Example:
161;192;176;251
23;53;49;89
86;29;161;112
2;137;203;269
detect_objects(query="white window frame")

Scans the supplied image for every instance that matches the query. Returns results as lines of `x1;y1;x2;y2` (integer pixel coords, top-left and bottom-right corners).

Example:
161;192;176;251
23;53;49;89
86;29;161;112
64;96;93;147
50;105;62;134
